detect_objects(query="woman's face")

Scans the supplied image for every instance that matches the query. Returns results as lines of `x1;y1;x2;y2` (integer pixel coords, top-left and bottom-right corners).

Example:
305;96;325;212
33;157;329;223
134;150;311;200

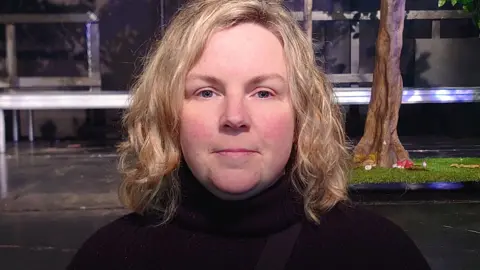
180;23;295;200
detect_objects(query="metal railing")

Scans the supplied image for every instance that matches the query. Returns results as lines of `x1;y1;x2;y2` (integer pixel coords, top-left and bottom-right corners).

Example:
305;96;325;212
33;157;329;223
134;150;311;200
0;12;101;144
0;12;101;90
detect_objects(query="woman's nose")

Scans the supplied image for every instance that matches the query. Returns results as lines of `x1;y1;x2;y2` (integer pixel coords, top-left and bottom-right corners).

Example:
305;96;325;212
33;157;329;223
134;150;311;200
219;95;250;131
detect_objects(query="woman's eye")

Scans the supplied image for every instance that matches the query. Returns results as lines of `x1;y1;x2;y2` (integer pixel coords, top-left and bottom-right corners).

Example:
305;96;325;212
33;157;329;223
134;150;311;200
256;90;273;99
198;90;215;98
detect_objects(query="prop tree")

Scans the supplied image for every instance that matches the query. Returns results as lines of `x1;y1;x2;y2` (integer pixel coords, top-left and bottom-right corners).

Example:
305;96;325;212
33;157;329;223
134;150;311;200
353;0;409;168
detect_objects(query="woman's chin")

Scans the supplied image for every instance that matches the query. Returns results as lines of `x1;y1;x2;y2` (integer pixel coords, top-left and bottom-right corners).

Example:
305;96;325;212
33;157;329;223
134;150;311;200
207;175;261;200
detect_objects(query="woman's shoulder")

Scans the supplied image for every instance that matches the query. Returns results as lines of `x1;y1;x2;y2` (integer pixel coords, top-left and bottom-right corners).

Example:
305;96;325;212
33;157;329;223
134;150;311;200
78;212;155;245
66;212;164;270
324;202;403;229
316;202;417;245
303;202;431;269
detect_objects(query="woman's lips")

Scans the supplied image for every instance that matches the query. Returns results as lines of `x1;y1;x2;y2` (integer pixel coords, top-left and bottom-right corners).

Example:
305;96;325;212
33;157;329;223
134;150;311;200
214;149;258;157
217;148;255;152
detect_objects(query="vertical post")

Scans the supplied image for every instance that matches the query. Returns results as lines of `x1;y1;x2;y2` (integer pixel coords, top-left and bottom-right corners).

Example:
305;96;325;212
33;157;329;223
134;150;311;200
0;150;7;198
349;6;360;87
319;24;326;70
86;21;101;91
6;24;17;88
0;109;5;153
28;110;34;142
0;152;8;199
432;20;440;39
350;21;360;83
348;4;360;121
160;0;166;36
6;24;19;143
12;112;18;142
86;17;102;137
304;0;313;42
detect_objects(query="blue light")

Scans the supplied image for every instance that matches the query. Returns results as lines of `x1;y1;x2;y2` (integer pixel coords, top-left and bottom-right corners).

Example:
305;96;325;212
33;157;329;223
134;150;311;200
426;182;464;190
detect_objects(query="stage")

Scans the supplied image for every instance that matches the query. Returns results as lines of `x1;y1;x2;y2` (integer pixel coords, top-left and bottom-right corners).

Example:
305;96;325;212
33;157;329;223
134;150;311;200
0;6;479;269
0;138;479;269
1;137;480;210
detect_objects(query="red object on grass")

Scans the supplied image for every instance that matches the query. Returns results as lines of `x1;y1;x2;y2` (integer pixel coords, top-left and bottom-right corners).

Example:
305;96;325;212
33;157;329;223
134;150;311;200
396;159;414;169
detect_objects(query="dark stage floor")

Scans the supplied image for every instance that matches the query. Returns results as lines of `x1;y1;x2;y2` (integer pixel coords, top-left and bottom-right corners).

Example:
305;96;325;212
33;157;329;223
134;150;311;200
0;138;479;270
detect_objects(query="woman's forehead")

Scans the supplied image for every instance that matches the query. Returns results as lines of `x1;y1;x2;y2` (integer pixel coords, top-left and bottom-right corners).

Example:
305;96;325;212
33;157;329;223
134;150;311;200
187;23;287;81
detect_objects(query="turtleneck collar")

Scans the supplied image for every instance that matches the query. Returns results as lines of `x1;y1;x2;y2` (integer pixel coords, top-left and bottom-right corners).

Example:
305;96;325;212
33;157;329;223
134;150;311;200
171;164;304;237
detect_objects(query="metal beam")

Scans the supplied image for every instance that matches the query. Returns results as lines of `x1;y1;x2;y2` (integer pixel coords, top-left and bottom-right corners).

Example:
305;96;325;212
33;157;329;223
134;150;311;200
291;10;471;21
406;10;471;20
0;91;130;110
0;13;99;24
0;77;102;88
327;74;373;84
0;87;479;110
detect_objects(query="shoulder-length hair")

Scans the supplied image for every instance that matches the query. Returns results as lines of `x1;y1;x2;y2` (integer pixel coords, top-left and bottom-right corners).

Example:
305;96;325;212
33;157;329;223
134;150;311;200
118;0;351;224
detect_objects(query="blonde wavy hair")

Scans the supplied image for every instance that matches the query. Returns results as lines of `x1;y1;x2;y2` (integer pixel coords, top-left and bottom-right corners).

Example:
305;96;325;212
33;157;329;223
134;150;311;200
118;0;351;224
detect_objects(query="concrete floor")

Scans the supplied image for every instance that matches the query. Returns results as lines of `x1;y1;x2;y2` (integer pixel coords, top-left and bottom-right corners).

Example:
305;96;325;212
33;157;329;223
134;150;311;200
0;143;479;270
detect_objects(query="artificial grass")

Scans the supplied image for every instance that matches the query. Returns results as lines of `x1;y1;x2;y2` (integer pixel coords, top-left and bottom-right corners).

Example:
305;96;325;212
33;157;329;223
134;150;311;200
351;157;480;184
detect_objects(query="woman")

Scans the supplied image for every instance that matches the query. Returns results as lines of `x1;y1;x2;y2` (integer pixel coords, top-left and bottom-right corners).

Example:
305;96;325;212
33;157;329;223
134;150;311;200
68;0;431;269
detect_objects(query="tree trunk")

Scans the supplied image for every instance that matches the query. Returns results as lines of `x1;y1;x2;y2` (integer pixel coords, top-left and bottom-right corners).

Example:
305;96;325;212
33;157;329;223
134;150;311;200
353;0;410;168
304;0;313;41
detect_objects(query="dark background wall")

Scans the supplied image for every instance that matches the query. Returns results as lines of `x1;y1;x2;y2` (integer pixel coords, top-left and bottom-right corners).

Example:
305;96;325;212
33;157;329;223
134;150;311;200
0;0;479;142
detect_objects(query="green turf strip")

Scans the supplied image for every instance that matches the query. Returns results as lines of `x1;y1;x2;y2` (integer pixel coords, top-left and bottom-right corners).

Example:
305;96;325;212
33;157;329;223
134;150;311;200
350;157;480;184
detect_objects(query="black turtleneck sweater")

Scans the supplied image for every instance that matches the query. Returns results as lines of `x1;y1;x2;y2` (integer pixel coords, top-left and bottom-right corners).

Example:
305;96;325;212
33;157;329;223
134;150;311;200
67;168;431;270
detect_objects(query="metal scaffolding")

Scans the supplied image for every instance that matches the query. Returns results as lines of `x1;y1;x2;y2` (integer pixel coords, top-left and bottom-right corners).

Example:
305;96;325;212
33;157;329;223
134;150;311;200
0;9;479;153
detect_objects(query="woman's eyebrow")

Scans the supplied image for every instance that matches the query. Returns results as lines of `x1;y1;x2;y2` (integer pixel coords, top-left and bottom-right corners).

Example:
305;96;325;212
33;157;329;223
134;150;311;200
186;74;223;85
249;73;286;85
186;73;286;85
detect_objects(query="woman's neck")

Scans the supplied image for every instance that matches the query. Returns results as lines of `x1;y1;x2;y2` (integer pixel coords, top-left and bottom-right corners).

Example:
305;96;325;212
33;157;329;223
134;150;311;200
171;165;304;236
